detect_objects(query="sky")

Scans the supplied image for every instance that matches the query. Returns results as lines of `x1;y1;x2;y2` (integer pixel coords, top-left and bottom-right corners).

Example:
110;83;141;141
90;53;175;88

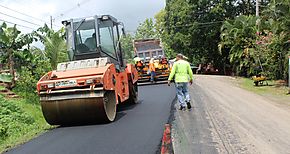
0;0;165;33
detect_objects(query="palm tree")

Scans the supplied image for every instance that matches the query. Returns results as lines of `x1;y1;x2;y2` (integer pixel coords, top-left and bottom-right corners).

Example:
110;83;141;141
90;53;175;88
35;25;68;70
44;30;67;69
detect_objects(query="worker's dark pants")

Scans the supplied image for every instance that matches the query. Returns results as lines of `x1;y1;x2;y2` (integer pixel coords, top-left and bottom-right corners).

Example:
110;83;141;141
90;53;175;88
150;71;156;81
175;82;190;107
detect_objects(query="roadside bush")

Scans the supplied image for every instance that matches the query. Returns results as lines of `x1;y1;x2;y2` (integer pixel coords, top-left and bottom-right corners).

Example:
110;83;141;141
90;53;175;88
0;95;35;142
13;49;51;103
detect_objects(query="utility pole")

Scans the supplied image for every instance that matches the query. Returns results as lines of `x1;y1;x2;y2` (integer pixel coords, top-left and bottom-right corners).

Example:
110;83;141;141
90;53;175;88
256;0;260;16
50;16;53;29
288;56;290;94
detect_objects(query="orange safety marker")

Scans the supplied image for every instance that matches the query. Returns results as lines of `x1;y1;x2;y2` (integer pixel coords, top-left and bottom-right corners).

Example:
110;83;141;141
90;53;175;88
161;124;173;154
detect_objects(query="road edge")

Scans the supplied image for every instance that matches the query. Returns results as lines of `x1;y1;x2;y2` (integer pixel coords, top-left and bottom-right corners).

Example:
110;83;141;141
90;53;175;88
156;95;176;154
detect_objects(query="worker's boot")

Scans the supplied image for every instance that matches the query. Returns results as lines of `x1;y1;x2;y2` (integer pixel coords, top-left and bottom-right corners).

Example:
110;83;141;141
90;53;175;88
179;106;186;111
186;101;192;109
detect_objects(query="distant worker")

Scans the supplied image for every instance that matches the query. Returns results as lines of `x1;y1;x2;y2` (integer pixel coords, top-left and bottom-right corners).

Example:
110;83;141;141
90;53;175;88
136;61;143;67
133;56;143;71
153;59;159;68
168;54;193;111
134;56;141;64
160;56;168;65
84;33;97;51
136;61;144;71
149;58;156;83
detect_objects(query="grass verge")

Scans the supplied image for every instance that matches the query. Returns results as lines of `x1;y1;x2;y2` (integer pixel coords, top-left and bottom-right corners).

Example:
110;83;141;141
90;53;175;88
0;74;12;83
0;95;52;153
0;86;5;91
237;77;290;105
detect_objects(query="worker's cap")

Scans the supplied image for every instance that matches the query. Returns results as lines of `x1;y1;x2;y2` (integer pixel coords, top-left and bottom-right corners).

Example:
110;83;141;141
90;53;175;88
176;53;188;59
134;57;141;61
176;53;184;58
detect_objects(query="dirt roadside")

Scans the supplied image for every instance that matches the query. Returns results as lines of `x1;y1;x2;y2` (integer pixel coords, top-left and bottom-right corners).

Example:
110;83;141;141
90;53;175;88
171;75;290;154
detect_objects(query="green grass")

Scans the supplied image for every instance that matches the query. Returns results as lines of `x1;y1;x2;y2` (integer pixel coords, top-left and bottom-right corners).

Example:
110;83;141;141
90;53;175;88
0;74;12;83
0;95;53;153
0;86;5;91
237;77;290;104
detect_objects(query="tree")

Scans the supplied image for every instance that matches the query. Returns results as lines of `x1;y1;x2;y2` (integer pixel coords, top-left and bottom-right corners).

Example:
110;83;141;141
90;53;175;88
14;46;51;98
155;9;175;58
121;33;134;63
135;18;157;39
258;0;290;79
0;23;33;88
160;0;270;70
219;15;258;76
34;25;68;69
218;0;289;79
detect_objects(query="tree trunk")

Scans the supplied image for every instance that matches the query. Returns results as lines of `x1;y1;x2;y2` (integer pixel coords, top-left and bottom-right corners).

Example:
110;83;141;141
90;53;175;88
8;48;15;89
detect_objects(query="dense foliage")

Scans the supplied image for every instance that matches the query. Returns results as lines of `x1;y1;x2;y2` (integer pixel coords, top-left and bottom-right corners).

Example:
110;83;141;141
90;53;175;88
0;95;34;141
0;23;34;87
219;0;290;78
155;0;289;80
34;25;68;69
121;33;134;63
0;23;61;151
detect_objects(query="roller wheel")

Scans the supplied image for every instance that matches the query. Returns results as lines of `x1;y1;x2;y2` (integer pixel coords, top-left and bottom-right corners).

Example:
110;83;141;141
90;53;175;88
103;90;117;122
40;90;117;125
126;82;138;104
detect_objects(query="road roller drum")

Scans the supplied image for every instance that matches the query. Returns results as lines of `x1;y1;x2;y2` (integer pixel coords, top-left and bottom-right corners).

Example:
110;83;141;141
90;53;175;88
40;91;116;125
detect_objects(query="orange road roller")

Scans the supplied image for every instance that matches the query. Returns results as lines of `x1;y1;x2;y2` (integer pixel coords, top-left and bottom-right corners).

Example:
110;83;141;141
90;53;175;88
37;15;138;125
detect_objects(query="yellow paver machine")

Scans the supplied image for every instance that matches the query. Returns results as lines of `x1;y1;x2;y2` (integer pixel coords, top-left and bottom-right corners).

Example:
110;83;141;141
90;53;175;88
133;39;170;84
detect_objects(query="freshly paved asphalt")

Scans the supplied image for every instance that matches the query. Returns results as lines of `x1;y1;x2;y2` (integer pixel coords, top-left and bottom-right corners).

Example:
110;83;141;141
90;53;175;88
6;84;176;154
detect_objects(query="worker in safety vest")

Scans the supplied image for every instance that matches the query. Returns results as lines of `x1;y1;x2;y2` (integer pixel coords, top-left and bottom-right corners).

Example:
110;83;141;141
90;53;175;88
134;56;141;64
161;57;168;64
149;58;156;83
168;54;193;110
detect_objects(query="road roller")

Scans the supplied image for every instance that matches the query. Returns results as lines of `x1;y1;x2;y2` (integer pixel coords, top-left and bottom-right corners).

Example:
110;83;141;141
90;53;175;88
36;15;138;125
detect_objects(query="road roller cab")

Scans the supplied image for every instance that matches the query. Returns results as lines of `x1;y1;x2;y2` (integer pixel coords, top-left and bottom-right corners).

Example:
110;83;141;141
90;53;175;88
36;15;138;125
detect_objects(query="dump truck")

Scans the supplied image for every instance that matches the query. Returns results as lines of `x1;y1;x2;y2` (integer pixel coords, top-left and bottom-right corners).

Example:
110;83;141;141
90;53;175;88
36;15;138;125
133;39;170;83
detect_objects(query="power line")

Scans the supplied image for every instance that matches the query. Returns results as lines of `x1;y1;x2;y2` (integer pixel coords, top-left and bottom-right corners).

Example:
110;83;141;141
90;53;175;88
171;20;224;28
0;11;42;27
0;19;35;30
54;0;92;20
0;4;61;28
0;4;46;23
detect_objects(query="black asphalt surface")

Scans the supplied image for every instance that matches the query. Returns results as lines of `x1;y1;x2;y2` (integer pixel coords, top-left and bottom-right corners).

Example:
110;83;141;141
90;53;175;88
6;84;176;154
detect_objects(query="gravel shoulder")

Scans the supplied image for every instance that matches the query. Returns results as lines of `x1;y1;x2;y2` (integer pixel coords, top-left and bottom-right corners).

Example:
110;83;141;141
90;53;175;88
172;75;290;154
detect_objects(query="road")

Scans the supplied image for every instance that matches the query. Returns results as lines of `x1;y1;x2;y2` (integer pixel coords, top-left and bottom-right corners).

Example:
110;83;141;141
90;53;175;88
6;84;176;154
172;75;290;154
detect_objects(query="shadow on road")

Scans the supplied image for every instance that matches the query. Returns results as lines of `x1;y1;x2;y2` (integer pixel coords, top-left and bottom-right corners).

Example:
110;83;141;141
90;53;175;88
57;102;139;128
